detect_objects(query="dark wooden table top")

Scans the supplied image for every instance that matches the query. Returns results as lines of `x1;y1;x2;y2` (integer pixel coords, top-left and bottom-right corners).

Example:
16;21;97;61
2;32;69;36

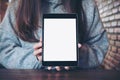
0;69;120;80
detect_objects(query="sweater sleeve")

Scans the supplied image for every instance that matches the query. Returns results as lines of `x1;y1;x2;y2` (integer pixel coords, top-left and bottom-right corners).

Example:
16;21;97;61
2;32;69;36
78;0;109;69
0;1;42;69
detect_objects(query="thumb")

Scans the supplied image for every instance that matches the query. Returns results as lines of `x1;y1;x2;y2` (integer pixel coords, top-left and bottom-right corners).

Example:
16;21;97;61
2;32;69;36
78;43;82;48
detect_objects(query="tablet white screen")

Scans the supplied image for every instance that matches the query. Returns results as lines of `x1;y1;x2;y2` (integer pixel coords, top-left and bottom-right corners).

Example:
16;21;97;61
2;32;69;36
44;18;77;61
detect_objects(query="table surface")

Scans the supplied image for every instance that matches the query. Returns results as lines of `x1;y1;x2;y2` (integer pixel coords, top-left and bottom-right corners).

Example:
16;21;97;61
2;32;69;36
0;69;120;80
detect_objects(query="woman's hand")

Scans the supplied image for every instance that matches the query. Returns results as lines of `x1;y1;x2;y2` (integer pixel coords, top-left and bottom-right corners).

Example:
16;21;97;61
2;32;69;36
47;66;70;71
33;38;42;61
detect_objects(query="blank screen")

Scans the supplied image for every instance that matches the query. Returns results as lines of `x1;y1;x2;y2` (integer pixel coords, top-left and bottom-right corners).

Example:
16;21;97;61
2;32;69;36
43;18;77;61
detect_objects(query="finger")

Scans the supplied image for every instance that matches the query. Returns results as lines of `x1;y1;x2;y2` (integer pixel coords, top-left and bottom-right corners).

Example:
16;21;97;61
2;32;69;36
33;48;42;56
78;43;82;48
47;66;52;70
37;55;42;61
40;38;42;42
64;66;70;70
33;42;42;50
55;66;61;71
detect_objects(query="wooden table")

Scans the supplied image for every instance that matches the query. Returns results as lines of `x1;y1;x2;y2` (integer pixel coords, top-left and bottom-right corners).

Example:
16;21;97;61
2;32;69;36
0;69;119;80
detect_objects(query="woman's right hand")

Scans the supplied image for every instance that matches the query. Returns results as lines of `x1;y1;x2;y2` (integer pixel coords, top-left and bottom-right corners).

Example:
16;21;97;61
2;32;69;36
33;38;42;61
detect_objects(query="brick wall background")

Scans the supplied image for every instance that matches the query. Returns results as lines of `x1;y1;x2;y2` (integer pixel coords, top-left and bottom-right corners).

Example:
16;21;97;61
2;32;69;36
96;0;120;70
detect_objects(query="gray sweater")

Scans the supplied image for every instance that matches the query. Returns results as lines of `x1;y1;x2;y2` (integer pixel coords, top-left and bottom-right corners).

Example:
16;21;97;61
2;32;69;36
0;0;109;69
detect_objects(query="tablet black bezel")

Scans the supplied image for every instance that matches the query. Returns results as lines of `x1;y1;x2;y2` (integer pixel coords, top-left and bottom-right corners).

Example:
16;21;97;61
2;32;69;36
42;14;78;66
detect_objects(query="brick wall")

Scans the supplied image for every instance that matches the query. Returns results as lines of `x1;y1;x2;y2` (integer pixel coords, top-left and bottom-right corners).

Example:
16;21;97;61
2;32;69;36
96;0;120;70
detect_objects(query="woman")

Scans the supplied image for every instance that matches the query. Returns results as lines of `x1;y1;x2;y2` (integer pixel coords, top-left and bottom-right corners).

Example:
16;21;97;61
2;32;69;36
0;0;109;70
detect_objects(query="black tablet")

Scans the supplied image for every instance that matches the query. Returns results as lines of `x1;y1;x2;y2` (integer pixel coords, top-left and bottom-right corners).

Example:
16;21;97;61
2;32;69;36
42;14;78;66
